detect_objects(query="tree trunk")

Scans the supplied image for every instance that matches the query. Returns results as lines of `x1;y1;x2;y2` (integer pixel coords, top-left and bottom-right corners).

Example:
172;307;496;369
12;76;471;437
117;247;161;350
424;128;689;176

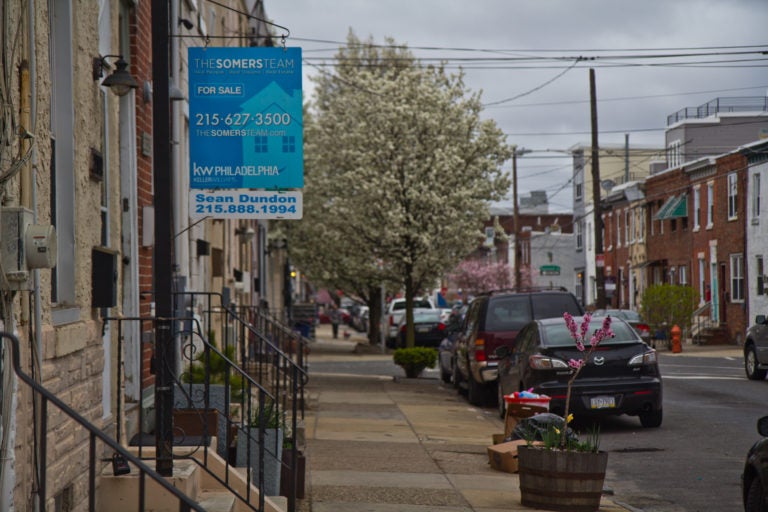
404;269;415;348
367;285;383;345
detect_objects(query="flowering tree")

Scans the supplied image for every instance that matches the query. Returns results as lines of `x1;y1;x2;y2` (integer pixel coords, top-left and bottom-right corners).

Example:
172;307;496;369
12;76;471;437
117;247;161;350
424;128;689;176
450;259;512;295
561;312;614;448
282;31;512;347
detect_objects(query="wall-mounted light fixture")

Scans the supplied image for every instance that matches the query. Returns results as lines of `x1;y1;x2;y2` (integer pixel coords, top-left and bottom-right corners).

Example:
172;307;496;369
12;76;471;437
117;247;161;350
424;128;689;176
93;55;139;97
235;226;256;244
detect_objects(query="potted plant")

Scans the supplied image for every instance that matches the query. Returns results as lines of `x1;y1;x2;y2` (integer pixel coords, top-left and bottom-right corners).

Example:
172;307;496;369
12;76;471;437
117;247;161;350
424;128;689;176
393;347;437;378
235;399;286;497
517;312;613;512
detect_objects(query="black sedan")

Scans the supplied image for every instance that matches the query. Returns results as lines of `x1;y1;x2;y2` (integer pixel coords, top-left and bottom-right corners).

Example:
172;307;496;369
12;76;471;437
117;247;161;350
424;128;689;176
743;415;768;512
496;315;663;428
396;309;448;348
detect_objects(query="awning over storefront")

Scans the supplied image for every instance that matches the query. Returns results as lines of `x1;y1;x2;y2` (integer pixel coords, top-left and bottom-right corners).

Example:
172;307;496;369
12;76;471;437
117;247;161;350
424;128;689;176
654;194;688;220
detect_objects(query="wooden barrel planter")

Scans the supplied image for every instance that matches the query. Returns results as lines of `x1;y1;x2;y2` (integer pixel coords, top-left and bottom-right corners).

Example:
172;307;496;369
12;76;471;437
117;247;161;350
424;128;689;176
517;445;608;512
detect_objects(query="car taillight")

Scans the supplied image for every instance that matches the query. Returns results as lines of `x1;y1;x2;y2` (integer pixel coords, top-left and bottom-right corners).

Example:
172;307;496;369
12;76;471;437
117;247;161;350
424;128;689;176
437;322;446;331
529;354;568;370
629;349;657;366
474;338;486;362
636;323;650;337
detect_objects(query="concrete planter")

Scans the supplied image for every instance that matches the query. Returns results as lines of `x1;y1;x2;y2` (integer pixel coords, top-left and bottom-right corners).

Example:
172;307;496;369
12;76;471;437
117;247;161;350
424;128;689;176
235;426;283;497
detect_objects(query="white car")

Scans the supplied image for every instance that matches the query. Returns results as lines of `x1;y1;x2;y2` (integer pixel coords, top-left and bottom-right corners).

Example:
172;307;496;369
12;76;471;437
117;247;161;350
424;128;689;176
384;297;435;346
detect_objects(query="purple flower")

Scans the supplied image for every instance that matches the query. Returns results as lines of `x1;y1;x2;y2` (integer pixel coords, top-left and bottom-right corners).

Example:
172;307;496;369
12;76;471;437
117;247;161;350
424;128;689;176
568;359;584;369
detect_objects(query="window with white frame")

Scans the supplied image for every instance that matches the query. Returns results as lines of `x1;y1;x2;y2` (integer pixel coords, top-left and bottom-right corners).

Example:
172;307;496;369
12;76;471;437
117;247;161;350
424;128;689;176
638;207;645;242
625;209;631;243
667;140;682;168
730;253;744;302
693;186;701;230
728;172;738;220
707;182;714;227
679;265;687;285
757;255;765;295
752;172;761;221
616;211;621;248
575;219;583;250
669;267;676;284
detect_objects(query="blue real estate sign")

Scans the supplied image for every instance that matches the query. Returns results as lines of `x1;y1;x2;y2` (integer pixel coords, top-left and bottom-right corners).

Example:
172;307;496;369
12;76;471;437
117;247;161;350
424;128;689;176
188;47;303;190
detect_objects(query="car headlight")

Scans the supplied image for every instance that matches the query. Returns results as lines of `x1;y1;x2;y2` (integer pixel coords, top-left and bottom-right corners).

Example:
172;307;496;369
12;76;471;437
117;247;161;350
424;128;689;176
629;349;657;367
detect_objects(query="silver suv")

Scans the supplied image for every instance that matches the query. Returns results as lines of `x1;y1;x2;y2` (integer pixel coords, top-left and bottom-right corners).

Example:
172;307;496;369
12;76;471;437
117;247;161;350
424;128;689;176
744;315;768;380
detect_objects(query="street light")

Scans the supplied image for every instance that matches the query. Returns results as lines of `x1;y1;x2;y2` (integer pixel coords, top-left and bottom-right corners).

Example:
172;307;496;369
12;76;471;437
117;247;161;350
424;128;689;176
512;146;532;287
92;55;139;97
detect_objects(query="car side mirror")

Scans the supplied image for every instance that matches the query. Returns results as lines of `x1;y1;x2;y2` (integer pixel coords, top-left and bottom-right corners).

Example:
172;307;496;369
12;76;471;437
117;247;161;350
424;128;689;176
757;315;767;325
758;415;768;437
494;345;511;358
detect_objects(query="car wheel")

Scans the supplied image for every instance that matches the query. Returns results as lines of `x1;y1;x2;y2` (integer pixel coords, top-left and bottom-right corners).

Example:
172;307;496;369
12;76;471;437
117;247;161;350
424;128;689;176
497;384;507;419
440;361;452;384
468;377;489;406
745;343;768;380
745;476;766;512
452;361;463;391
639;408;663;428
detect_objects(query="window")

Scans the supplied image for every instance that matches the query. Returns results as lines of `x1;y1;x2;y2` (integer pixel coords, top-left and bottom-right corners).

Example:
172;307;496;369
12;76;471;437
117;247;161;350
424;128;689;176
693;186;701;230
625;210;631;243
575;220;583;250
51;0;76;309
638;207;645;242
707;182;714;227
667;140;682;168
728;173;738;220
752;173;761;221
669;267;676;284
758;255;765;295
616;211;621;248
254;136;268;152
282;135;296;153
679;265;687;285
730;253;744;302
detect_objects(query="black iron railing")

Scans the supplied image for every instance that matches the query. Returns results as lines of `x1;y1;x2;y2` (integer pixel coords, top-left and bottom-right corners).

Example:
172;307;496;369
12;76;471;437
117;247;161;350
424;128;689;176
0;331;206;512
108;291;309;512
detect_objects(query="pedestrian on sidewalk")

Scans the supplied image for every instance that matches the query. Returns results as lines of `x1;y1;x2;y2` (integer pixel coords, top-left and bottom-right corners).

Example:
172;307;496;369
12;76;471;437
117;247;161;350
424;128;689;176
329;303;341;339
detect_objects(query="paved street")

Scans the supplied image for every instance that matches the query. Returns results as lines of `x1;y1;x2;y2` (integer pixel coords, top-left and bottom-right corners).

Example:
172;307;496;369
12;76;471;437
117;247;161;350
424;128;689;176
298;324;632;511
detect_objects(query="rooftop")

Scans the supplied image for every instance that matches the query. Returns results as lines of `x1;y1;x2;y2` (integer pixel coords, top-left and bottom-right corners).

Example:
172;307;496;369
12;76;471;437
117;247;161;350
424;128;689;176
667;96;768;126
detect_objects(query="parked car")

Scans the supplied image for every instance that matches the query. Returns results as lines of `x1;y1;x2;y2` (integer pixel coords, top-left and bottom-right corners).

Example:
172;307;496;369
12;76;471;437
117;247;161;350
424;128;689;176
437;307;467;383
592;309;651;344
744;315;768;380
351;305;369;333
384;297;435;345
495;315;663;427
453;287;584;406
742;415;768;512
394;308;446;348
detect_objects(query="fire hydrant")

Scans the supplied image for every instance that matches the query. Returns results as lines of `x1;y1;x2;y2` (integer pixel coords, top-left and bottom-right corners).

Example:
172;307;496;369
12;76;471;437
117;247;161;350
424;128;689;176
670;324;682;353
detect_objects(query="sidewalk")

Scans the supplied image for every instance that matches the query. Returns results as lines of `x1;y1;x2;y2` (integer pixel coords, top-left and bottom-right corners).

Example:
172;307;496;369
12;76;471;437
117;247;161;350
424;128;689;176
297;324;634;512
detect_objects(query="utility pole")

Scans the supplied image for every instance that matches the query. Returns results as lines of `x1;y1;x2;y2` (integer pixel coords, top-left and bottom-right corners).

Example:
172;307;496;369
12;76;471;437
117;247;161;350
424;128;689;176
512;146;531;288
590;68;606;309
151;0;174;476
512;146;521;288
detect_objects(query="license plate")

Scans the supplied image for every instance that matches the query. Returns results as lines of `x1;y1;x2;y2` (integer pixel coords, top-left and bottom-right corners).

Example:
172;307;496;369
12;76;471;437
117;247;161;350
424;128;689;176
590;396;616;409
416;326;430;333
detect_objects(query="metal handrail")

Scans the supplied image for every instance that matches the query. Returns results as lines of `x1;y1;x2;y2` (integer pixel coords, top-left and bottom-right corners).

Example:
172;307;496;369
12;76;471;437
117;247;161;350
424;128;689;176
691;301;712;345
0;331;206;512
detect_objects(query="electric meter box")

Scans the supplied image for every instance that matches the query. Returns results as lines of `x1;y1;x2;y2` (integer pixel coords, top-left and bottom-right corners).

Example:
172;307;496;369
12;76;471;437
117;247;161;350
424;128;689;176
1;207;33;290
1;208;58;291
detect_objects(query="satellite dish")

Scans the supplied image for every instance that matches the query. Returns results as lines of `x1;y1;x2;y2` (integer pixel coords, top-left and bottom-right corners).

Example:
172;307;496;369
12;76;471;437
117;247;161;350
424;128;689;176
600;179;616;191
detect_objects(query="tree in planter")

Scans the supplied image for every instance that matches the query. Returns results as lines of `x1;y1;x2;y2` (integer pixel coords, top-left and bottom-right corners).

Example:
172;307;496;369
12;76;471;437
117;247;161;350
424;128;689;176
236;398;287;497
393;347;437;378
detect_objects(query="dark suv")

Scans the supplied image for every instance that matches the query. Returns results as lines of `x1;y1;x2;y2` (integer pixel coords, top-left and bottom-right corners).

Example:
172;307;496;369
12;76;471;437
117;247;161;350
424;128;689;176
453;287;584;406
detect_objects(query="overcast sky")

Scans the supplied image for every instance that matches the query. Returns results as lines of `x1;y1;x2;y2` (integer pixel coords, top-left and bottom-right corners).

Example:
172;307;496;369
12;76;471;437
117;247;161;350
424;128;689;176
265;0;768;212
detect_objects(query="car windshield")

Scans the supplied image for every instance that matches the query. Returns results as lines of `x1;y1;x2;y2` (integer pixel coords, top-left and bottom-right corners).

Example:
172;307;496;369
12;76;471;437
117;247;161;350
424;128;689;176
414;310;441;322
541;318;639;347
594;309;641;322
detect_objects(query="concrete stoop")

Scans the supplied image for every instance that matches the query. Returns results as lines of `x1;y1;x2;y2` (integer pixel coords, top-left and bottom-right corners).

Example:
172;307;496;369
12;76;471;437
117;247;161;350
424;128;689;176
97;444;286;512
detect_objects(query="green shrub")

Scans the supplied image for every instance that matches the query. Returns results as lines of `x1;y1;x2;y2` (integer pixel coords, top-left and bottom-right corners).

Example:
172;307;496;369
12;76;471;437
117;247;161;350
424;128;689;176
393;347;437;378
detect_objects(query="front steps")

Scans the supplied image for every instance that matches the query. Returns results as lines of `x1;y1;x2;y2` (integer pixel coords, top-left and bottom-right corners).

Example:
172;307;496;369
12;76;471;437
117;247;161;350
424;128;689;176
97;443;287;512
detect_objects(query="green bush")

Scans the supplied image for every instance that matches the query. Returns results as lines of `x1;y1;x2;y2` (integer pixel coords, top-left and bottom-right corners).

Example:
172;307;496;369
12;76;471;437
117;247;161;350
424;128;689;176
640;283;699;337
393;347;437;378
